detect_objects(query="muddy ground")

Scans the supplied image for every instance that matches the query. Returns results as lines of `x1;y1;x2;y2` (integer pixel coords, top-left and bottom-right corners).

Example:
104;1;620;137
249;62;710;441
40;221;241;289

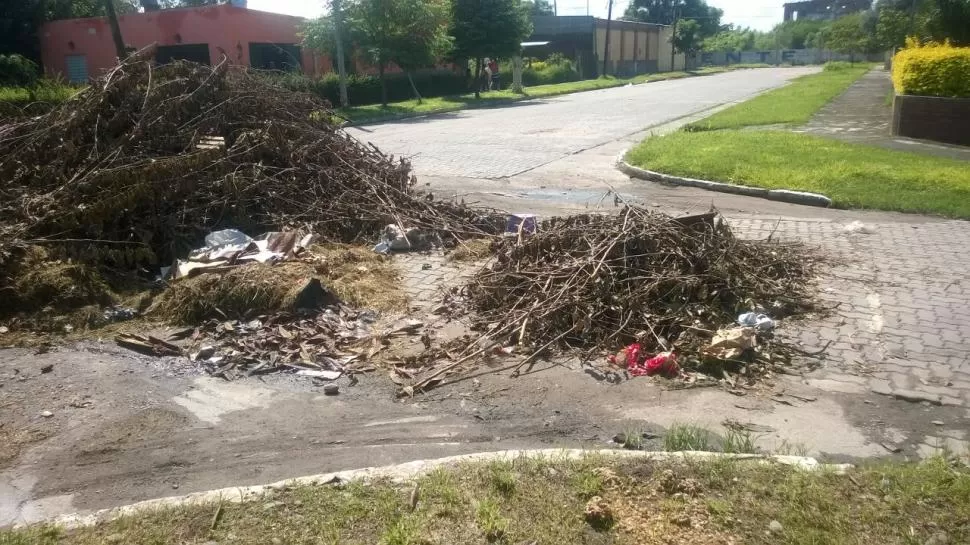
2;319;962;527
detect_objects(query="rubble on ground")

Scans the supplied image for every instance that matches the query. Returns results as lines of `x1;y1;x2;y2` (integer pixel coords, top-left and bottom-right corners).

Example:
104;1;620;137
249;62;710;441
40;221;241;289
432;207;822;390
0;49;501;316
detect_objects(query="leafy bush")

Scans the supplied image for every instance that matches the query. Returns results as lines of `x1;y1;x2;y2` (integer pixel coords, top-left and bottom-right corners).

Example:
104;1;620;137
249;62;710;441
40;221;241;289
0;54;39;87
893;40;970;97
0;80;77;117
521;54;580;86
269;69;468;106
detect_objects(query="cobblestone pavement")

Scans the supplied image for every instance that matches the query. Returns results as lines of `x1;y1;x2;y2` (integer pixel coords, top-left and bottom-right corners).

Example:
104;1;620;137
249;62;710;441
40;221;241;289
368;68;970;458
800;68;970;162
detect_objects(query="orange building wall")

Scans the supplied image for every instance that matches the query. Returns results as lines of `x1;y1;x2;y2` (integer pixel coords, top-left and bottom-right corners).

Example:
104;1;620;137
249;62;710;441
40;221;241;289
39;4;331;81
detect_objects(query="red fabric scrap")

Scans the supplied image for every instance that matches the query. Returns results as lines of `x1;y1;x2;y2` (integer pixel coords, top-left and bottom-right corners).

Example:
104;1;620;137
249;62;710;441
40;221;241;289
612;343;678;378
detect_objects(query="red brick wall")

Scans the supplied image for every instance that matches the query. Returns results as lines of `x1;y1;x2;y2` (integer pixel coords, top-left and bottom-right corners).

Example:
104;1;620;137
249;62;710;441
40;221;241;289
40;4;331;81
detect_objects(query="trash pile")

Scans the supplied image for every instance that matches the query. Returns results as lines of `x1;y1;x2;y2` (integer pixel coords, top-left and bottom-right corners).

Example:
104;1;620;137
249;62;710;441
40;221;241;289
0;49;500;287
465;207;819;380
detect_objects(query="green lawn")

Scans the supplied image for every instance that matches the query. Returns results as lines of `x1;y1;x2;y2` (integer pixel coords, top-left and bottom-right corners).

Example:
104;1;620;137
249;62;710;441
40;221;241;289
341;65;771;123
685;64;871;131
5;453;967;545
626;130;970;218
0;82;78;114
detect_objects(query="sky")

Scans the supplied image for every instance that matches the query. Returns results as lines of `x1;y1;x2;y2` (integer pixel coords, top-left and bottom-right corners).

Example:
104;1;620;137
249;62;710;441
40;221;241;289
246;0;787;32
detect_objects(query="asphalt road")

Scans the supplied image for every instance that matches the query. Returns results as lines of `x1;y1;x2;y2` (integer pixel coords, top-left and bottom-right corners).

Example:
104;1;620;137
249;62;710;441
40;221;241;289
350;67;818;180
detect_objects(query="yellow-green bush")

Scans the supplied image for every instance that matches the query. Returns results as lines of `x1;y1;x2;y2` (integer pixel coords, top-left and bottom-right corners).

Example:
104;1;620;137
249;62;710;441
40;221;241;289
893;40;970;98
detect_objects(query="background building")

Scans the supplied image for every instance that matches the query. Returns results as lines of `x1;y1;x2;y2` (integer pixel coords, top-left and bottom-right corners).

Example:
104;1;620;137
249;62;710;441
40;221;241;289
783;0;873;22
40;3;331;83
529;16;679;78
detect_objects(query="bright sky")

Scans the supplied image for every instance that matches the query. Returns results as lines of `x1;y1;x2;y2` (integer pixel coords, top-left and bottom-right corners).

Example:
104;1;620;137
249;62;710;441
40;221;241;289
246;0;786;32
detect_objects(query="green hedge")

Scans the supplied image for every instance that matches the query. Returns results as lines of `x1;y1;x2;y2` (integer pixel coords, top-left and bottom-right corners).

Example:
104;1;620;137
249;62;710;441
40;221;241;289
893;43;970;98
271;69;469;106
0;54;39;87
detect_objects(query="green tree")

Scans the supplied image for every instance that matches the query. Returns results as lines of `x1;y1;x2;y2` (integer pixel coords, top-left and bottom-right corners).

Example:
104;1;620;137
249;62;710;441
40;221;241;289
772;19;828;49
824;13;874;60
450;0;532;98
522;0;554;15
0;0;137;64
702;27;756;52
339;0;452;106
671;18;703;59
875;7;910;49
623;0;722;37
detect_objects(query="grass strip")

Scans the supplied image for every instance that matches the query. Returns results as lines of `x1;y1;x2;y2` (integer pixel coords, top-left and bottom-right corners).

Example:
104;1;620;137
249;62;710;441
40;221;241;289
685;64;870;130
5;454;967;545
626;130;970;218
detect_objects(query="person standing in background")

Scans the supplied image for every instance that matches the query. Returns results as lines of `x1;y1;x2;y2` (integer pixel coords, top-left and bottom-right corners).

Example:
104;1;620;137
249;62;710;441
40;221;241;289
488;58;500;91
483;58;493;91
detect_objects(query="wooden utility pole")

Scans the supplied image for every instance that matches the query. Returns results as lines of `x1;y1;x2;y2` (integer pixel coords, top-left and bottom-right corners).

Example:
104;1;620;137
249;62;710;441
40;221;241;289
602;0;613;77
669;7;679;71
331;0;349;108
103;0;127;61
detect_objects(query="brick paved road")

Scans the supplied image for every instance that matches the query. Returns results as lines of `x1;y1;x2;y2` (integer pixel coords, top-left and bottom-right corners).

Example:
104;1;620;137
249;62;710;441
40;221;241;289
359;68;970;458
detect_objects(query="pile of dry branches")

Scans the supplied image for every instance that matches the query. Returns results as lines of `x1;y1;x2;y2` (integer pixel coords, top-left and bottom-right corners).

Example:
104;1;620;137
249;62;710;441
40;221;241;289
467;207;818;369
0;49;499;277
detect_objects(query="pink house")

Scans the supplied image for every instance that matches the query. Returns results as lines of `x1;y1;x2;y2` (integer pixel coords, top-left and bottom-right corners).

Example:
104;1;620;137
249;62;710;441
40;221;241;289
39;3;332;83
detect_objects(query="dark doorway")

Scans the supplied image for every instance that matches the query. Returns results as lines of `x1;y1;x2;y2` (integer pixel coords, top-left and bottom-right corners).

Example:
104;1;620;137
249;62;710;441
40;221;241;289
156;44;211;65
248;43;302;71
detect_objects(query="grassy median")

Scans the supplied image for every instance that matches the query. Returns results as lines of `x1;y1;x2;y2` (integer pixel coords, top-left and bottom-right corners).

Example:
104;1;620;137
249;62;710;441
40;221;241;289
341;65;770;124
684;63;870;130
626;130;970;218
626;63;970;218
4;453;968;545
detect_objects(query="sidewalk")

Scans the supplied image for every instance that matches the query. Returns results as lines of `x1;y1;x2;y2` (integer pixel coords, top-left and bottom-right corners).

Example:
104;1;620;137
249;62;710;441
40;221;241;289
800;68;970;161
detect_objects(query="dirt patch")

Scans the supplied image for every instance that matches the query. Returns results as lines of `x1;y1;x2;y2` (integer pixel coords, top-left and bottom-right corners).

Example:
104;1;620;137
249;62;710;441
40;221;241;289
75;409;190;463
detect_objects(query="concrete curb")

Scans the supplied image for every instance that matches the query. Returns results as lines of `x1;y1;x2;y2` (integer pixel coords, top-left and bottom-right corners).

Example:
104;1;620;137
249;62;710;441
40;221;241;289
616;148;833;208
41;449;850;530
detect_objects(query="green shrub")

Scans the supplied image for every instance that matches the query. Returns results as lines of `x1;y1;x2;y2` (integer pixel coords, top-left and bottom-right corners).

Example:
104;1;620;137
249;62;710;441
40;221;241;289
0;80;77;117
893;41;970;97
268;69;468;106
521;55;580;86
823;61;856;71
0;54;39;87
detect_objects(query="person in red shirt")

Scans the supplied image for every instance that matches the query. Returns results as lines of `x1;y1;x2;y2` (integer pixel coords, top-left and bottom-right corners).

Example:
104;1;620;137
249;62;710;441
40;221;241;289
488;58;500;91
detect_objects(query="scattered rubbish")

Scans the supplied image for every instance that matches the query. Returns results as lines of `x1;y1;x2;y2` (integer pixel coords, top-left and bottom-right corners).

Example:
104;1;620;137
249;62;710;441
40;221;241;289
737;312;775;330
723;419;774;433
704;327;758;361
173;230;315;280
373;224;435;254
115;333;183;357
0;48;503;335
40;364;53;374
768;520;784;534
297;369;342;380
0;326;8;334
932;420;944;426
422;263;432;270
609;344;679;377
103;306;138;322
505;214;538;235
465;207;817;388
40;410;53;418
880;442;902;453
323;384;340;395
69;397;93;408
842;221;876;235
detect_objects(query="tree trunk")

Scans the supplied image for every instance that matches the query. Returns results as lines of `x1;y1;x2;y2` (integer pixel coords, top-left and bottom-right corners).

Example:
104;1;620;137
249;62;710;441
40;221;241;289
332;0;349;108
473;58;483;99
406;71;422;104
103;0;127;61
379;64;388;107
